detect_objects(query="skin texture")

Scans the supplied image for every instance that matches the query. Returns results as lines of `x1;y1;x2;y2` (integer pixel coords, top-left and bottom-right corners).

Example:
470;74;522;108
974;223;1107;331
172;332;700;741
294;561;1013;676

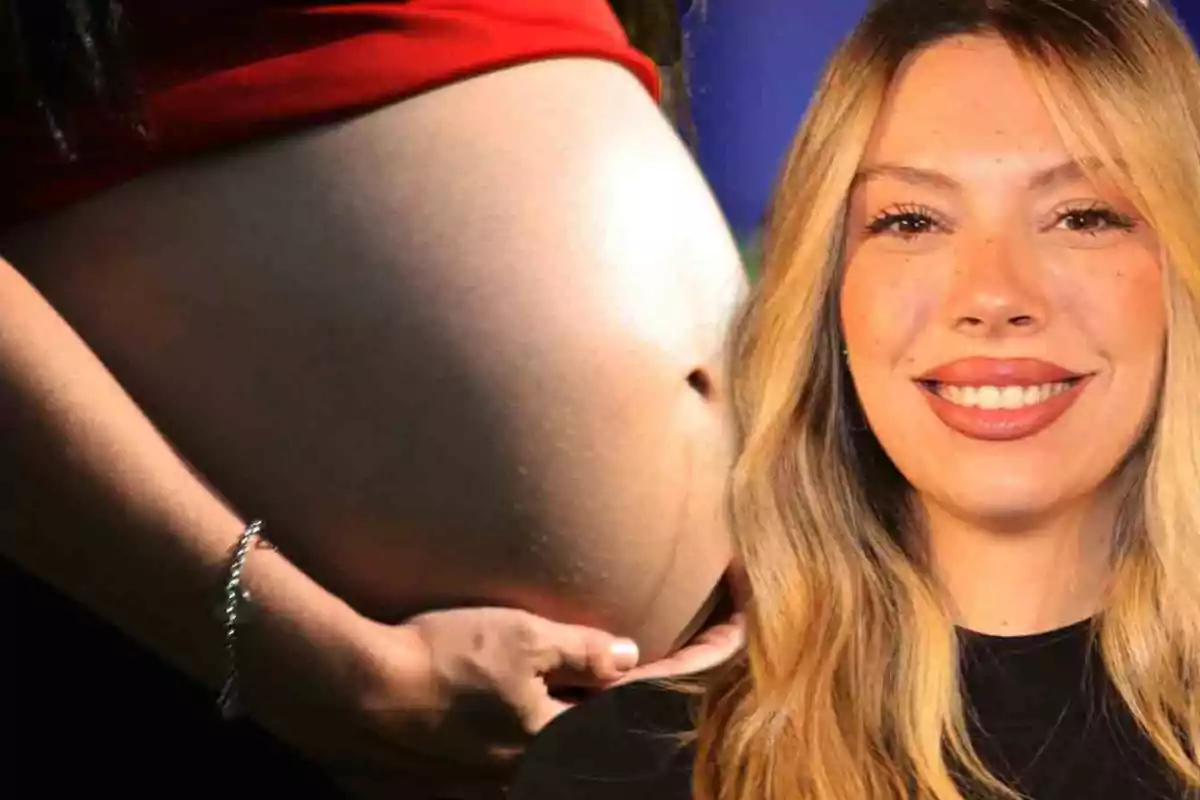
0;248;745;798
840;36;1165;635
3;58;746;661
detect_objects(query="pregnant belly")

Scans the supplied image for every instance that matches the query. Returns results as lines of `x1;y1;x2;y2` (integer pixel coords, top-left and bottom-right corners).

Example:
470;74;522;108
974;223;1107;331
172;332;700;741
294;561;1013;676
4;60;746;660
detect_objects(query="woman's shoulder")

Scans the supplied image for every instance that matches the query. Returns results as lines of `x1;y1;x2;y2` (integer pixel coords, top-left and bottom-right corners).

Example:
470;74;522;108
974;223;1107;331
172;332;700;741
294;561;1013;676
509;680;697;800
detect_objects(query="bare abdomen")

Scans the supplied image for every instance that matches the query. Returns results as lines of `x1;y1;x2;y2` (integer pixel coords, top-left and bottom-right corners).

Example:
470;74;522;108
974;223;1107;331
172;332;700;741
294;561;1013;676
4;60;746;660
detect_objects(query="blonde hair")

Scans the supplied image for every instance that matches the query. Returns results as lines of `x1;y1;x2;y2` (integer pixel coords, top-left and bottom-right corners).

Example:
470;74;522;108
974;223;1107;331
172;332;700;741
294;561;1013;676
694;1;1200;798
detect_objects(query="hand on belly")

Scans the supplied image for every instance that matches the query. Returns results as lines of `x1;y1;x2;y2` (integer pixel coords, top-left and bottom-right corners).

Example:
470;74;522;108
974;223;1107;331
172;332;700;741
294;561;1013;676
4;57;747;661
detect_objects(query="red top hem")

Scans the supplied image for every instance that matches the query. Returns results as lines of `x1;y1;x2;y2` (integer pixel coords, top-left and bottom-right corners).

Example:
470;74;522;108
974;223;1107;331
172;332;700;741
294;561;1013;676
1;1;659;229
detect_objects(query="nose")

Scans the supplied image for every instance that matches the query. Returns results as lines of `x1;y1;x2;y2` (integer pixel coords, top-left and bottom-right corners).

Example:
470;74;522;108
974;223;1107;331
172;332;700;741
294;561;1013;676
945;230;1048;337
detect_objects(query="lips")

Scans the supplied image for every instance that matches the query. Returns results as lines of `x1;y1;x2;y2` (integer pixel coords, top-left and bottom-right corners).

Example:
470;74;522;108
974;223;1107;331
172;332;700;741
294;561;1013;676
915;357;1091;441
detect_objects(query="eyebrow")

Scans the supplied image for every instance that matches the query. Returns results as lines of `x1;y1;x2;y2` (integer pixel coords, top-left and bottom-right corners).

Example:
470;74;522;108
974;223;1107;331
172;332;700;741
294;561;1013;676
852;157;1119;191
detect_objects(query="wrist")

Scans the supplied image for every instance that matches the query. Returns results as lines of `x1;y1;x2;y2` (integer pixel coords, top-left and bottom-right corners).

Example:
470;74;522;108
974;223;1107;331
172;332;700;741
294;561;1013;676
353;616;443;730
213;538;444;765
233;543;373;713
237;544;433;717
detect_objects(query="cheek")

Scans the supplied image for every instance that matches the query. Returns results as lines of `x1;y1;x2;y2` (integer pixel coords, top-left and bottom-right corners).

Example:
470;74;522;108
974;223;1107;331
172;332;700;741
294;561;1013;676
840;254;937;365
1053;254;1165;448
1054;253;1165;364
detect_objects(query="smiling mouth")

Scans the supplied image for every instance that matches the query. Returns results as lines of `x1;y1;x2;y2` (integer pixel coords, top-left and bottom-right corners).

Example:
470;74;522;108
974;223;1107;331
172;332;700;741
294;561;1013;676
917;377;1086;410
914;372;1092;442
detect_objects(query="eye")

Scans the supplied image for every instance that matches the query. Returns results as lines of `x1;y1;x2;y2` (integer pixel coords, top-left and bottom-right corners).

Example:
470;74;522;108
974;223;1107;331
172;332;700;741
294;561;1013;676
1053;204;1136;235
865;204;948;240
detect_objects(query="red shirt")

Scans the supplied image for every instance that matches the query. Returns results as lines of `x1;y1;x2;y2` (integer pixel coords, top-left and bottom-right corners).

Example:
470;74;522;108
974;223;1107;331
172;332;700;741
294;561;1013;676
1;1;659;229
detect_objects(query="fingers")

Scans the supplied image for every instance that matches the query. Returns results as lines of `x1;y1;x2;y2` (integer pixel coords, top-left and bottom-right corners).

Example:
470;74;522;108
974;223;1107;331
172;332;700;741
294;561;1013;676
610;613;745;686
519;616;641;684
500;613;639;732
519;692;573;733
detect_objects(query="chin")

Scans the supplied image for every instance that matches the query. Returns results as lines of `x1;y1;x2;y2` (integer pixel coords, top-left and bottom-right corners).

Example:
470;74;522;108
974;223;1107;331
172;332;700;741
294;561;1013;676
926;476;1073;529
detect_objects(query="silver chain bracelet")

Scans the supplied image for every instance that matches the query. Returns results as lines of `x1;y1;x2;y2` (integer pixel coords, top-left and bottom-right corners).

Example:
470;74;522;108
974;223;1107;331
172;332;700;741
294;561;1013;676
216;519;271;721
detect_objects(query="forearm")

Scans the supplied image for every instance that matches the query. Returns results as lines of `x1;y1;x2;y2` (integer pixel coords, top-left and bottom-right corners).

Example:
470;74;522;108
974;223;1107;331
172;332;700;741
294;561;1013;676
0;257;369;692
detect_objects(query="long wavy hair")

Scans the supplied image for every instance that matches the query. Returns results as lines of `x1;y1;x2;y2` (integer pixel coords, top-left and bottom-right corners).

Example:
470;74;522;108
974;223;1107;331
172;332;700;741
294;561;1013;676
694;1;1200;798
1;0;143;159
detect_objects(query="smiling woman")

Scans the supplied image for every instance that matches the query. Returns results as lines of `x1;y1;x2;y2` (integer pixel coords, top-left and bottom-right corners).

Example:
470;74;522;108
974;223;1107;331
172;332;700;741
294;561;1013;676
509;2;1200;800
841;46;1165;529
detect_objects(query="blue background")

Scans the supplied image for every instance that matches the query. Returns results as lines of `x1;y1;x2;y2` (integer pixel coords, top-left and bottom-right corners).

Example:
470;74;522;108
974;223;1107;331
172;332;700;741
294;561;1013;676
683;0;1200;240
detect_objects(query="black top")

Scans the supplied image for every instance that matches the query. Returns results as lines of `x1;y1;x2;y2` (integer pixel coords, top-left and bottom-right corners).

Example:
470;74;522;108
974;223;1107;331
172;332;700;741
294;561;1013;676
509;620;1181;799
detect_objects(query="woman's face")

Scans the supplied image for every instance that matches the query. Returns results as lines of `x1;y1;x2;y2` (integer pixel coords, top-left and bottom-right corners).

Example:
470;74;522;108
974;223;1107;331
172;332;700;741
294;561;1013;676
840;35;1164;527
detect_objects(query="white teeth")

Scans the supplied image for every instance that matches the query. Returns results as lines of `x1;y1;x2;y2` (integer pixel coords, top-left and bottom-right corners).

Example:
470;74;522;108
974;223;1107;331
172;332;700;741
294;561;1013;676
977;386;1002;409
936;381;1073;409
